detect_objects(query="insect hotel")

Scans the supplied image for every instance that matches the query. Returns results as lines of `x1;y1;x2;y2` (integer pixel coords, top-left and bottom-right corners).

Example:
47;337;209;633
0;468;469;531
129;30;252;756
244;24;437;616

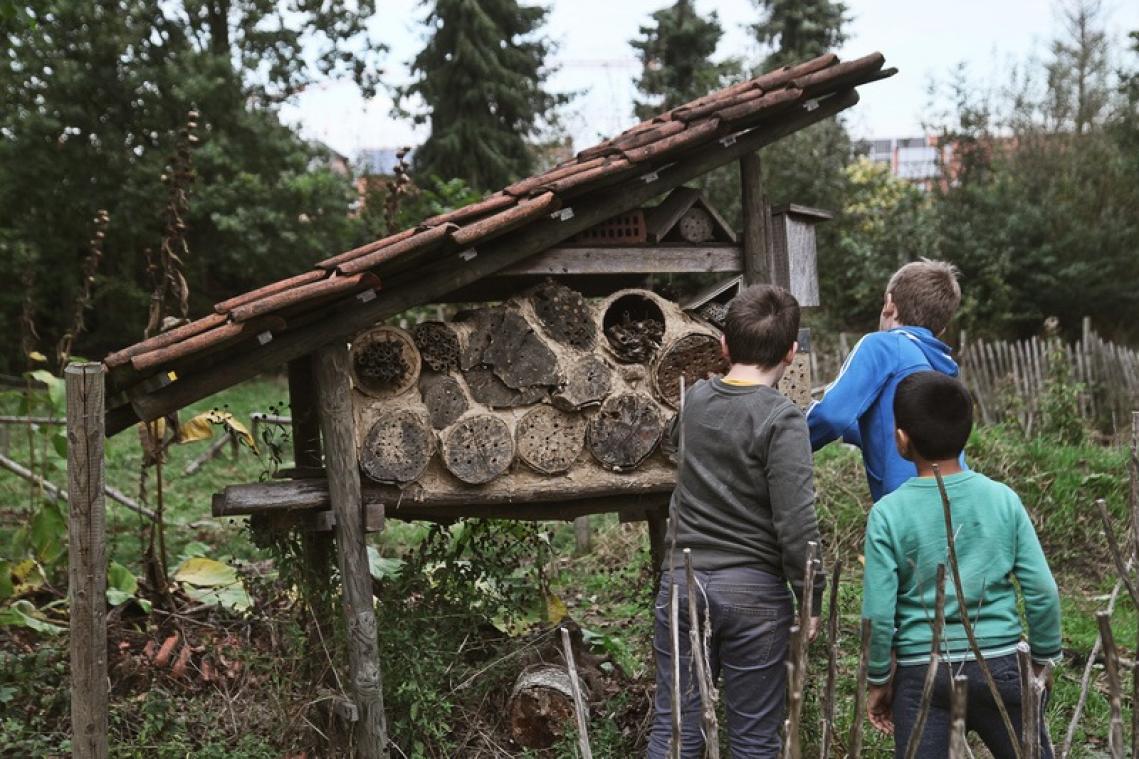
68;52;895;756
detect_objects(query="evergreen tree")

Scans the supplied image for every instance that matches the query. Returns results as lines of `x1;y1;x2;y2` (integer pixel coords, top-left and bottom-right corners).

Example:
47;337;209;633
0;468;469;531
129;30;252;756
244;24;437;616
401;0;568;192
630;0;741;121
0;1;379;368
751;0;848;71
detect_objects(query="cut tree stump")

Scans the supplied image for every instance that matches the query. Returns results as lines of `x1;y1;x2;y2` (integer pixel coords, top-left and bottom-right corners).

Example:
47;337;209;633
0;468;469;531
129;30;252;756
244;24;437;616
418;372;468;429
350;326;420;399
552;355;613;412
516;406;586;474
654;333;728;408
465;366;548;408
442;414;515;484
509;664;580;750
359;409;434;484
587;392;663;471
482;310;561;390
531;281;596;350
410;321;460;372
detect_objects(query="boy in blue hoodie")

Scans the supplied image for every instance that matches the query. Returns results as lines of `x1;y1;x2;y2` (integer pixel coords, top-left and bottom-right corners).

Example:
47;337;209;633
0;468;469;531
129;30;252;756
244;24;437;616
807;260;961;500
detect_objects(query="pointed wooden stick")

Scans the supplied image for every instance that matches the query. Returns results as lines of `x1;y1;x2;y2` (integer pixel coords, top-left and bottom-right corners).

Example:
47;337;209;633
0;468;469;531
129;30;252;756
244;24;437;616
1097;611;1125;759
933;463;1022;759
1017;642;1041;759
669;580;682;759
560;627;593;759
819;558;843;759
948;675;969;759
848;618;872;759
783;542;818;759
683;549;719;758
1095;498;1139;609
903;564;947;759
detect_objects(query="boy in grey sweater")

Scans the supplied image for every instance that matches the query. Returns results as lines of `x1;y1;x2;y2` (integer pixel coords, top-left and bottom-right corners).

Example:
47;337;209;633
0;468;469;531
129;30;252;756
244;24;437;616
647;285;825;759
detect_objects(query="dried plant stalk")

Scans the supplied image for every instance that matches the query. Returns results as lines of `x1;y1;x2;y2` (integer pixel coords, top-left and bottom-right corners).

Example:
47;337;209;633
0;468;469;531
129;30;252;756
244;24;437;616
948;675;969;759
933;463;1022;759
684;549;719;758
848;618;872;759
1096;611;1125;759
669;581;682;759
819;558;843;759
903;563;947;759
560;627;593;759
783;542;818;759
1017;642;1040;759
57;209;109;367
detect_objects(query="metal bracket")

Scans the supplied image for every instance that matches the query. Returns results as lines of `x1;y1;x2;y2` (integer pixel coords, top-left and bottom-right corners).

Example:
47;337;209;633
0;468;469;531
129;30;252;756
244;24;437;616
640;171;659;183
719;134;738;148
355;289;377;303
551;207;575;221
804;99;820;112
459;248;478;262
256;331;273;346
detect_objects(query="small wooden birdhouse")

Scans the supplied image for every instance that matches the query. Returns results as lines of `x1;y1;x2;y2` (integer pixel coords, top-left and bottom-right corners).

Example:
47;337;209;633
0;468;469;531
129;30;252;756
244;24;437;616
643;187;736;244
769;204;832;308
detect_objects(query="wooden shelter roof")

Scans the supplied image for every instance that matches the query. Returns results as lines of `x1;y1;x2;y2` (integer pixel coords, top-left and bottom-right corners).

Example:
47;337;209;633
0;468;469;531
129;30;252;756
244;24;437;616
101;51;895;435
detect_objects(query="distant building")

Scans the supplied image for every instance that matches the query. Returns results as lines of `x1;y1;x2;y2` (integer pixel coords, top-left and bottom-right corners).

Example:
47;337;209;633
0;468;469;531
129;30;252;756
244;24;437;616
306;141;352;177
853;136;952;190
358;147;415;177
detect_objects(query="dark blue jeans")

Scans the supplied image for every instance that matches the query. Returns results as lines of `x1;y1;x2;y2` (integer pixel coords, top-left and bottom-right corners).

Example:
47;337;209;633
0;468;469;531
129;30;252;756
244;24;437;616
892;654;1053;759
647;566;793;759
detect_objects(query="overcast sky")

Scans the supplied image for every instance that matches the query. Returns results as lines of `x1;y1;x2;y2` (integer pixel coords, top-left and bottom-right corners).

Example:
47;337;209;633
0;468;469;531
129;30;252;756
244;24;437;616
281;0;1139;159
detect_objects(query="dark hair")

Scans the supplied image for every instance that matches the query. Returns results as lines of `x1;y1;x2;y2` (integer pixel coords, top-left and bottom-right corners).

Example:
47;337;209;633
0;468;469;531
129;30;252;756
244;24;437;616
723;285;800;368
893;371;973;460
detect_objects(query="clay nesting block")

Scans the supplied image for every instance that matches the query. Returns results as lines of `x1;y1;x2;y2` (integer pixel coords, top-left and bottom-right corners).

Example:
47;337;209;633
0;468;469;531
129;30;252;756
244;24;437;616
411;321;461;372
442;414;516;485
654;333;729;408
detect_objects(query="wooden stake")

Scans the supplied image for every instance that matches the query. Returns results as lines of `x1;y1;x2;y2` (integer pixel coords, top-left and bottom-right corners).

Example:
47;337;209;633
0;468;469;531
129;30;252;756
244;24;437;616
315;343;387;758
819;558;843;759
1017;642;1040;759
1131;411;1138;759
67;362;108;759
740;152;771;285
903;563;947;759
560;627;593;759
1095;499;1139;610
933;463;1022;759
848;618;872;759
948;675;969;759
684;549;719;758
574;516;592;556
669;580;682;759
784;542;817;759
1096;611;1124;759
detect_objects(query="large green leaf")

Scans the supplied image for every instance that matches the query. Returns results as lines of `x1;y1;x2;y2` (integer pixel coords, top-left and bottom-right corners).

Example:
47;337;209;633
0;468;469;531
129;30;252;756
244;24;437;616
173;557;237;587
26;370;65;415
367;546;404;582
0;599;64;635
29;503;66;566
106;561;139;607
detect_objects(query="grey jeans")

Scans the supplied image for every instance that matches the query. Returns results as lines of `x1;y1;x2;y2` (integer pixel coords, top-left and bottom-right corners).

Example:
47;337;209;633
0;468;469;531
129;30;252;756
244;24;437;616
647;565;794;759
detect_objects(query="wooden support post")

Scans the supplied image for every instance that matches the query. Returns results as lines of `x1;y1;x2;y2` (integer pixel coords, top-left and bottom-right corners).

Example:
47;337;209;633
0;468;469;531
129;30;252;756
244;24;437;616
646;508;667;591
574;515;592;556
739;152;771;286
67;362;108;759
315;343;388;758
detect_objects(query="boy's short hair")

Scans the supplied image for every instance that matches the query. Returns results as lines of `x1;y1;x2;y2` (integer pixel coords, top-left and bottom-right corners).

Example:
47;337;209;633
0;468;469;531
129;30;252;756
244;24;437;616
886;259;961;334
893;372;973;460
723;285;800;368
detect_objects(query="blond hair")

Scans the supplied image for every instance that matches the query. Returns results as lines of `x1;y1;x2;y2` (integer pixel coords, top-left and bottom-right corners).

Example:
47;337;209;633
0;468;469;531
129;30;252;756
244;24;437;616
886;259;961;334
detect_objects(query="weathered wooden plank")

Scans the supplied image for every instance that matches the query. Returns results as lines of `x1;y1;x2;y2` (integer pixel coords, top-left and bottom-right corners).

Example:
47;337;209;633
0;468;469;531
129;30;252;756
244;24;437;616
110;89;862;435
739;152;770;285
315;344;387;758
67;363;108;759
495;244;742;276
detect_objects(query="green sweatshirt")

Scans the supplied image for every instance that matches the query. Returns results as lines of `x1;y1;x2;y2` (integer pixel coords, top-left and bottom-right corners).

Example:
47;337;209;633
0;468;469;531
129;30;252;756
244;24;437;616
861;471;1061;684
665;378;824;611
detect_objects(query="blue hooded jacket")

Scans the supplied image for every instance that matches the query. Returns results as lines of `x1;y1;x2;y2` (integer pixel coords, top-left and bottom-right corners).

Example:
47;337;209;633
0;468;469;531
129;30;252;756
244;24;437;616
806;327;960;501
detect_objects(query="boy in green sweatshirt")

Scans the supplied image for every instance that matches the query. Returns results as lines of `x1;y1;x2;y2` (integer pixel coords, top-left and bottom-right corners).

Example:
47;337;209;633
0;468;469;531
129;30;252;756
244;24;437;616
861;371;1061;759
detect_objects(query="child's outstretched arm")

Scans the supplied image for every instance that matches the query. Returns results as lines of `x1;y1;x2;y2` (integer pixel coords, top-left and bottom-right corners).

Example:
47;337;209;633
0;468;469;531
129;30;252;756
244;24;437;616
1012;499;1062;666
806;333;894;451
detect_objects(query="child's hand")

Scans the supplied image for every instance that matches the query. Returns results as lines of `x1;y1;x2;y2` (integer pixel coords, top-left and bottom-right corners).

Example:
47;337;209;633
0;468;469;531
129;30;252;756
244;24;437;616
867;683;894;735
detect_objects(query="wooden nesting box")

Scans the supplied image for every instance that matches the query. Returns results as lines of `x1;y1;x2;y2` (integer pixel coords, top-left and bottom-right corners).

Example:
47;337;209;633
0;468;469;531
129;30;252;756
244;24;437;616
769;204;832;308
347;283;726;512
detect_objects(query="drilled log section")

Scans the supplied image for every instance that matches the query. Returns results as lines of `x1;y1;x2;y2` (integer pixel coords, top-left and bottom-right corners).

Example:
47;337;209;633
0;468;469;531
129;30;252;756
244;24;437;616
482;310;561;390
653;333;728;408
509;664;578;749
516;406;586;475
552;355;613;411
602;293;665;363
442;414;515;484
677;207;715;243
418;372;469;429
587;392;663;471
531;280;597;350
410;321;460;372
778;354;812;410
350;326;420;399
465;366;549;408
359;409;434;484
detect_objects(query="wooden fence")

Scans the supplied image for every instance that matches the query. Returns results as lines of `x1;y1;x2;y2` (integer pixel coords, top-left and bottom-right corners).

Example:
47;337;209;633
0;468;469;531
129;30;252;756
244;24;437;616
810;324;1139;435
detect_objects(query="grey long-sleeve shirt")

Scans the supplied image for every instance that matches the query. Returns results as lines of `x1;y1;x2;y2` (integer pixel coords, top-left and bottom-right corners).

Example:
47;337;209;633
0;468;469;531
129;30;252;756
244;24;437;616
663;377;825;611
